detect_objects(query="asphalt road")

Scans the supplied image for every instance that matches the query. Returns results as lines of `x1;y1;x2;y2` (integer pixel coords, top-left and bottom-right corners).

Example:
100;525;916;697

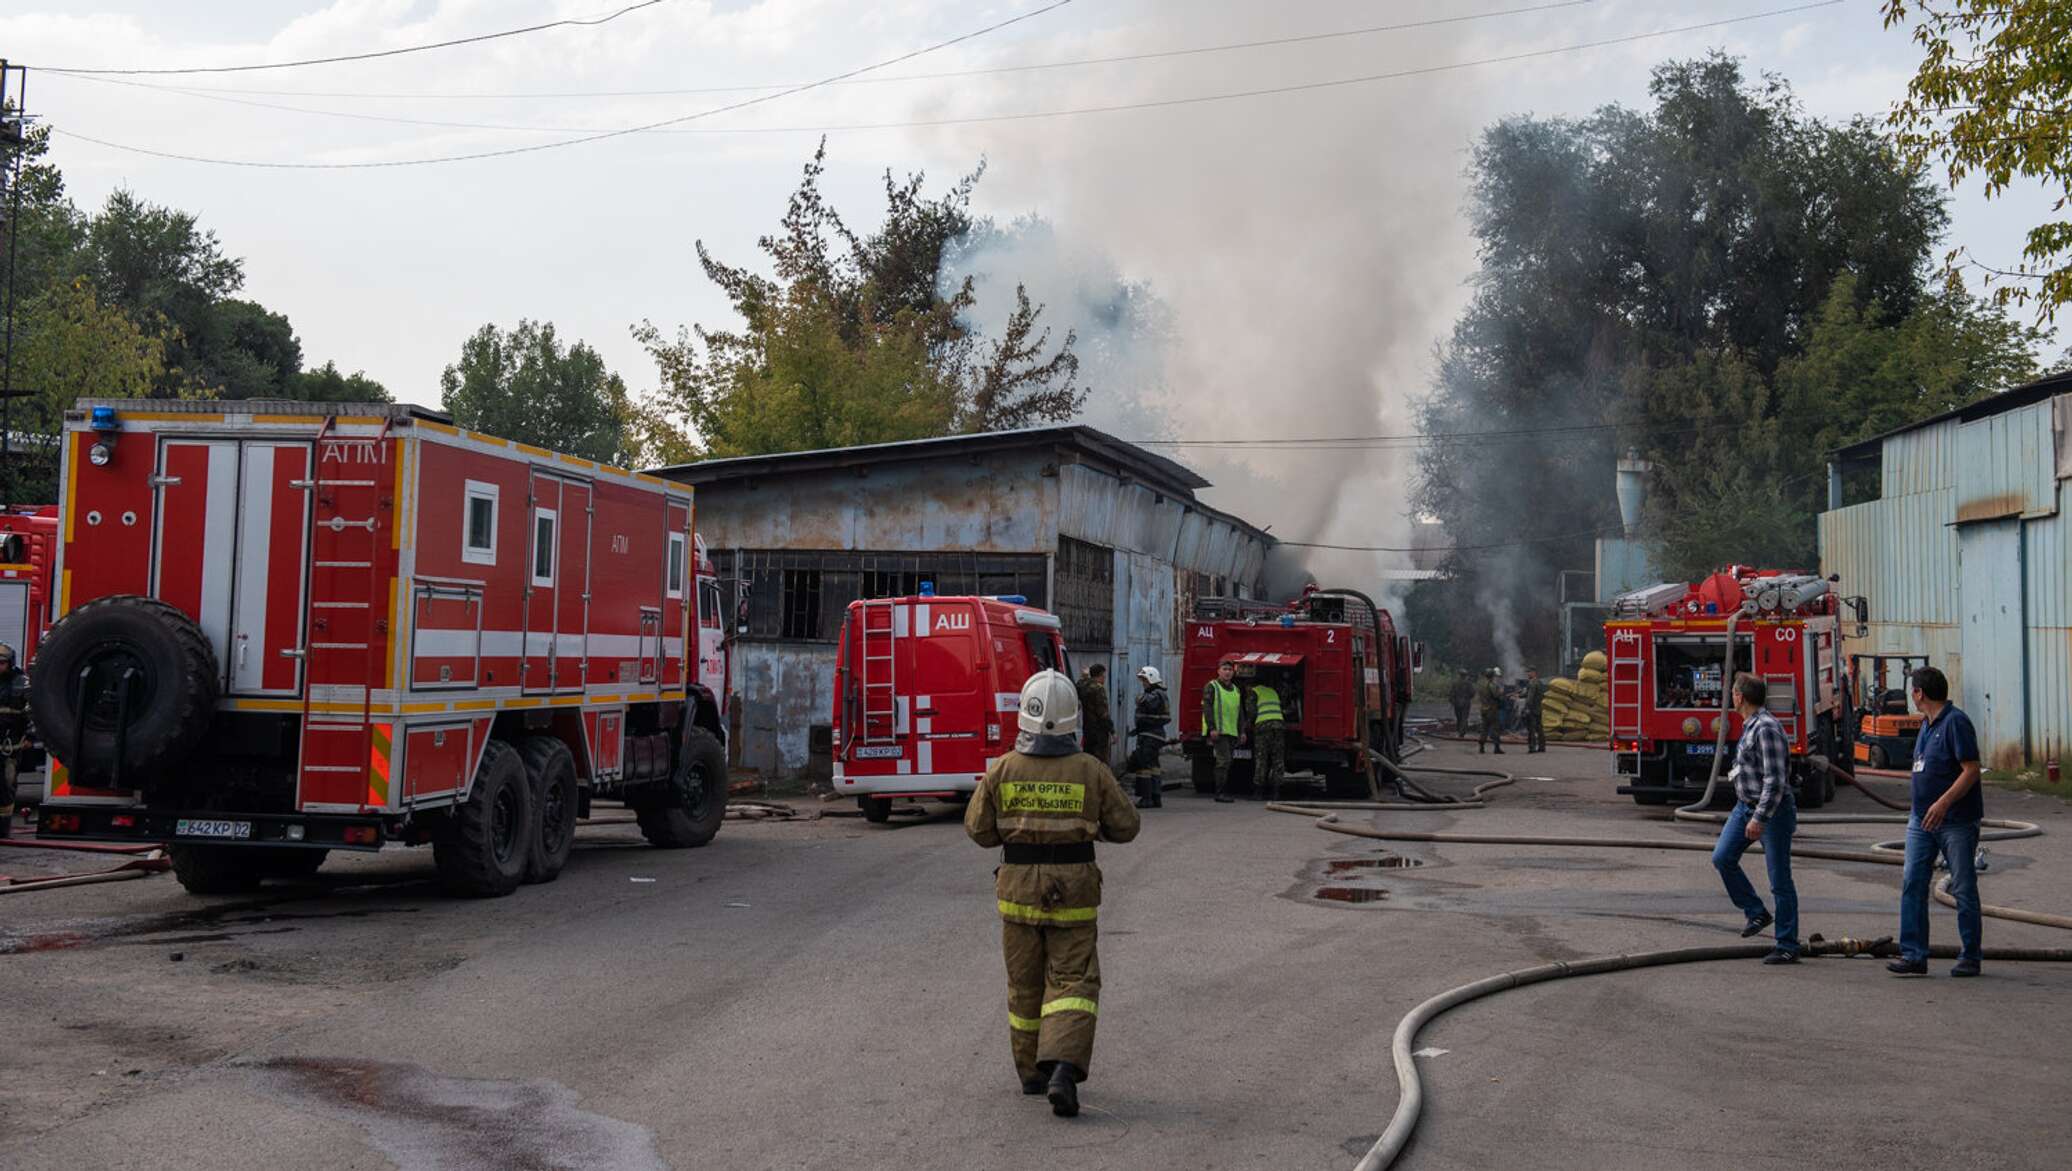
4;739;2071;1171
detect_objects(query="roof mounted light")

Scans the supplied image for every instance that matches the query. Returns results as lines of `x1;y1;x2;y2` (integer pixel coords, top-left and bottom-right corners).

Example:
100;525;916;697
87;406;120;466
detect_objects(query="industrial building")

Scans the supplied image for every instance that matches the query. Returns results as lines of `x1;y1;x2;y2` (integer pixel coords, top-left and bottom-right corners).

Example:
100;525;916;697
1820;373;2072;769
653;427;1274;779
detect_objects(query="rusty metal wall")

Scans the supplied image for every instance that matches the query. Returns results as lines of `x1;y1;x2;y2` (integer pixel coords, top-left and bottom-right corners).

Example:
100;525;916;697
691;452;1058;554
734;642;838;776
1057;464;1268;589
1956;400;2059;523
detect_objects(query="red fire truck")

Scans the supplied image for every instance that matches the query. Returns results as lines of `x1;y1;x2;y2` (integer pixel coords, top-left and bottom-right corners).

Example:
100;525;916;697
832;591;1067;822
1178;587;1415;799
1605;566;1862;808
1;504;59;662
30;399;731;897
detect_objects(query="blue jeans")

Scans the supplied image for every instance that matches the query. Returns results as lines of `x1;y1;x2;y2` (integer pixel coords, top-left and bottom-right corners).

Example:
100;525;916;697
1712;800;1799;953
1899;818;1982;964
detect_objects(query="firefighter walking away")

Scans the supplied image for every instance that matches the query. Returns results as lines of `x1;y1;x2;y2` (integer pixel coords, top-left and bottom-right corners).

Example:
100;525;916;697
965;669;1141;1117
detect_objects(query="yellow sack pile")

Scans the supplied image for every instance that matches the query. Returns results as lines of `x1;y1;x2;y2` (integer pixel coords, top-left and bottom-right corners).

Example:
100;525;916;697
1541;650;1610;743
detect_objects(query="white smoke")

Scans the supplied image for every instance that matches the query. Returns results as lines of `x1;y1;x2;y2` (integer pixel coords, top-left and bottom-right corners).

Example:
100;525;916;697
913;0;1499;602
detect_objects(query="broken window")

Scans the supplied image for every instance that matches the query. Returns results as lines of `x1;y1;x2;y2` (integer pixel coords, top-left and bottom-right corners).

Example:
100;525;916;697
780;569;823;640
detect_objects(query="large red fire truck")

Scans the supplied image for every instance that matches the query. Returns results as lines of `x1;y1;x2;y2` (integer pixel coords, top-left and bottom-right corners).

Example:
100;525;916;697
29;399;731;897
0;504;59;662
1605;566;1862;808
1178;587;1415;799
832;591;1067;822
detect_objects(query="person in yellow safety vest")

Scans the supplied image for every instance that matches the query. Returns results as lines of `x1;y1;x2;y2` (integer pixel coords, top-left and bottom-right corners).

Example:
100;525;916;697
1201;658;1242;803
1244;676;1287;802
965;669;1141;1118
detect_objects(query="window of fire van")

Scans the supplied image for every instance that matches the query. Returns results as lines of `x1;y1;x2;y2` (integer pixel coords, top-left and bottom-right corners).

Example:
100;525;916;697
1653;635;1752;710
666;532;687;599
699;579;722;630
532;509;557;586
462;481;498;565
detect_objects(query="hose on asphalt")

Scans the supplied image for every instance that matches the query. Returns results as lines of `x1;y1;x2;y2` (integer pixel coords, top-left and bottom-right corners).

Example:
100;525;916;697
1351;935;2072;1171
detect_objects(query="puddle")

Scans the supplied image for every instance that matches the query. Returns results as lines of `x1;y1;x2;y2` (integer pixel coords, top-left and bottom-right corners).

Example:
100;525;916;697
242;1057;668;1171
1;897;423;955
113;926;302;947
5;931;89;953
1326;856;1423;872
1313;886;1390;904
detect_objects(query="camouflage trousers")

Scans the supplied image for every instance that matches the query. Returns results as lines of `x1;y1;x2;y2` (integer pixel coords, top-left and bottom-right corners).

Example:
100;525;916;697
1210;735;1234;795
1252;724;1286;797
1003;920;1101;1082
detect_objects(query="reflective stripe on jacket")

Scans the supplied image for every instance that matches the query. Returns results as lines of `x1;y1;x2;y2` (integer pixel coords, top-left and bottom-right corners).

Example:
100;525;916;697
1202;680;1241;735
964;749;1142;926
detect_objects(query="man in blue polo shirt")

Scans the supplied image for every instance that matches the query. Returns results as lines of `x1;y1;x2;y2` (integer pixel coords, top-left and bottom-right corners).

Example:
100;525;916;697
1888;665;1985;978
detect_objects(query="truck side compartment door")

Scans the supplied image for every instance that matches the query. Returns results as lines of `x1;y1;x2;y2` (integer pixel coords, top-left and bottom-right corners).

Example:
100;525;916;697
555;478;591;695
228;441;312;695
523;471;561;694
152;438;241;684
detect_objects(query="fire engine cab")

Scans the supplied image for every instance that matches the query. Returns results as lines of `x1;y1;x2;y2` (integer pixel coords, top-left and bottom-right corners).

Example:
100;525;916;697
30;399;731;897
1605;566;1862;808
832;591;1067;822
1179;587;1414;799
1;504;60;812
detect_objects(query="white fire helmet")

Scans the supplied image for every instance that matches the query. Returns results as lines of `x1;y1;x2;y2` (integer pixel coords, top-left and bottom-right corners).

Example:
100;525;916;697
1017;669;1081;738
1137;665;1163;688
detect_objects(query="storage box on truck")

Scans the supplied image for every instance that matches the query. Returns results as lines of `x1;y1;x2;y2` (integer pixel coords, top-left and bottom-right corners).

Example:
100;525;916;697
31;399;732;897
833;592;1067;823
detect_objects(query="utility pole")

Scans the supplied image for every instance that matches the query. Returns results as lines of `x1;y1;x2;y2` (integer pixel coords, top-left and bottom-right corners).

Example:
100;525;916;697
0;60;28;505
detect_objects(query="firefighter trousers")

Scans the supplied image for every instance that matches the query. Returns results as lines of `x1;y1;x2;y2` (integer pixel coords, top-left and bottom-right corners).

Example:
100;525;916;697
1003;920;1101;1082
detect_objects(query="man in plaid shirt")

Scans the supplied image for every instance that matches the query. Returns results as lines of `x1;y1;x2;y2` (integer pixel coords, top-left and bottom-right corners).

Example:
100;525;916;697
1709;674;1800;963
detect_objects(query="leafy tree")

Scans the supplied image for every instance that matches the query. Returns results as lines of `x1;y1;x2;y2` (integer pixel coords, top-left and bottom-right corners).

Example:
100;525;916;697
289;359;390;404
195;299;302;400
1411;55;1988;664
440;320;633;465
5;277;172;499
1884;0;2072;319
637;141;1084;457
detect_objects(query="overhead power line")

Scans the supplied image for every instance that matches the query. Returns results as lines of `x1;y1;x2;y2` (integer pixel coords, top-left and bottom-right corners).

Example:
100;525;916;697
1277;526;1611;554
50;0;1847;167
35;0;676;76
51;0;1079;169
1125;409;1846;452
47;0;1601;101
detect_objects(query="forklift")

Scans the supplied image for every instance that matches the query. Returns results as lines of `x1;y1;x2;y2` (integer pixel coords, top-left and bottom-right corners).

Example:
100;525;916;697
1851;654;1929;769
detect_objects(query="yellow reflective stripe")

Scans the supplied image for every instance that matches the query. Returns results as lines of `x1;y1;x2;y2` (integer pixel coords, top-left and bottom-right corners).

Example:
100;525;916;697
997;899;1098;923
1008;1012;1041;1033
1042;997;1099;1018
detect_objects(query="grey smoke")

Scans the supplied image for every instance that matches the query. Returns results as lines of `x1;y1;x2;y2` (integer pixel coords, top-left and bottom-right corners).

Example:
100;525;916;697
911;0;1503;607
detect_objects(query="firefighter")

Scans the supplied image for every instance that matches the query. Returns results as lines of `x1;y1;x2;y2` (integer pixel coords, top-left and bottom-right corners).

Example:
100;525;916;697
0;643;26;838
1076;663;1114;767
965;669;1141;1118
1244;673;1287;802
1128;666;1171;808
1448;674;1474;738
1202;658;1242;802
1520;666;1548;754
1476;667;1506;755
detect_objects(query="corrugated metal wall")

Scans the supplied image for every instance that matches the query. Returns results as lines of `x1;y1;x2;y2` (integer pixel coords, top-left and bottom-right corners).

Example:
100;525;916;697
2025;479;2070;763
1956;402;2059;522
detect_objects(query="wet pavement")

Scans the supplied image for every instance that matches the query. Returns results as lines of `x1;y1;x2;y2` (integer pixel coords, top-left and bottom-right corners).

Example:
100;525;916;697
3;740;2070;1170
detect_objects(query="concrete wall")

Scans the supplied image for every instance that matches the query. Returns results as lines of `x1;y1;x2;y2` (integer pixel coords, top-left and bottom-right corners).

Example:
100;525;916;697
1820;393;2070;767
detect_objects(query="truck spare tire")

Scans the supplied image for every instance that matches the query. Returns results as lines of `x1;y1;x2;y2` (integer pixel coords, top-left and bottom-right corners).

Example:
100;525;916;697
27;595;220;789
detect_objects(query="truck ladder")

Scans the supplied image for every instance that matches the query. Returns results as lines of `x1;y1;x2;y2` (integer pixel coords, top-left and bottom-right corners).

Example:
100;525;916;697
858;598;899;744
1609;639;1643;739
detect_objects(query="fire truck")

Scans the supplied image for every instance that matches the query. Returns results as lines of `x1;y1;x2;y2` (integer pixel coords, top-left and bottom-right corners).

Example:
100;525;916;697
1605;566;1863;808
832;591;1067;822
1;504;59;812
1179;587;1415;799
29;399;731;897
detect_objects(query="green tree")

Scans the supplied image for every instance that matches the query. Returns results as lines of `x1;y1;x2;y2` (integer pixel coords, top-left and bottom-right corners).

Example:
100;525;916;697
288;359;390;404
440;320;633;464
637;141;1084;457
1884;1;2072;319
195;299;302;400
6;277;172;499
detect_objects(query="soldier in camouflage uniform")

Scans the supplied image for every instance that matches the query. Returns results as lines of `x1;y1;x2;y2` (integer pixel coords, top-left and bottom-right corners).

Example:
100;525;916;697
1243;675;1288;801
1075;664;1114;767
1477;667;1506;755
966;670;1141;1118
1201;658;1242;803
1520;667;1548;753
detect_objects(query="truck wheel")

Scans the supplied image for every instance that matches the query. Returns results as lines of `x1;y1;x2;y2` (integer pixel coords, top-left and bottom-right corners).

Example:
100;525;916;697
517;736;578;884
170;845;263;895
27;595;219;790
1190;752;1215;794
858;796;892;823
1796;764;1828;809
637;728;727;848
434;738;532;897
1868;743;1889;770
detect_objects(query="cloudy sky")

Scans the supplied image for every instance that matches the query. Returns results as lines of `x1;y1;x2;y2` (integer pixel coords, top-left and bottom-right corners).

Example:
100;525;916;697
9;0;2061;553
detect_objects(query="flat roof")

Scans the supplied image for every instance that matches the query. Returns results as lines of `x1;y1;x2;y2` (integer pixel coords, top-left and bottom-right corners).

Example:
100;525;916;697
1832;371;2072;461
651;424;1211;497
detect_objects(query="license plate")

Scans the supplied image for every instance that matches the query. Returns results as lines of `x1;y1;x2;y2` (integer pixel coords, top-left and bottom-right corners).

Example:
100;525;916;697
1687;745;1716;756
175;818;253;840
852;746;902;760
1233;748;1254;760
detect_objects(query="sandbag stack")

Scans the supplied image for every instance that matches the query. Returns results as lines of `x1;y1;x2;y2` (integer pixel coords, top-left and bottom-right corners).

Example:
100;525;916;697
1541;651;1611;743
